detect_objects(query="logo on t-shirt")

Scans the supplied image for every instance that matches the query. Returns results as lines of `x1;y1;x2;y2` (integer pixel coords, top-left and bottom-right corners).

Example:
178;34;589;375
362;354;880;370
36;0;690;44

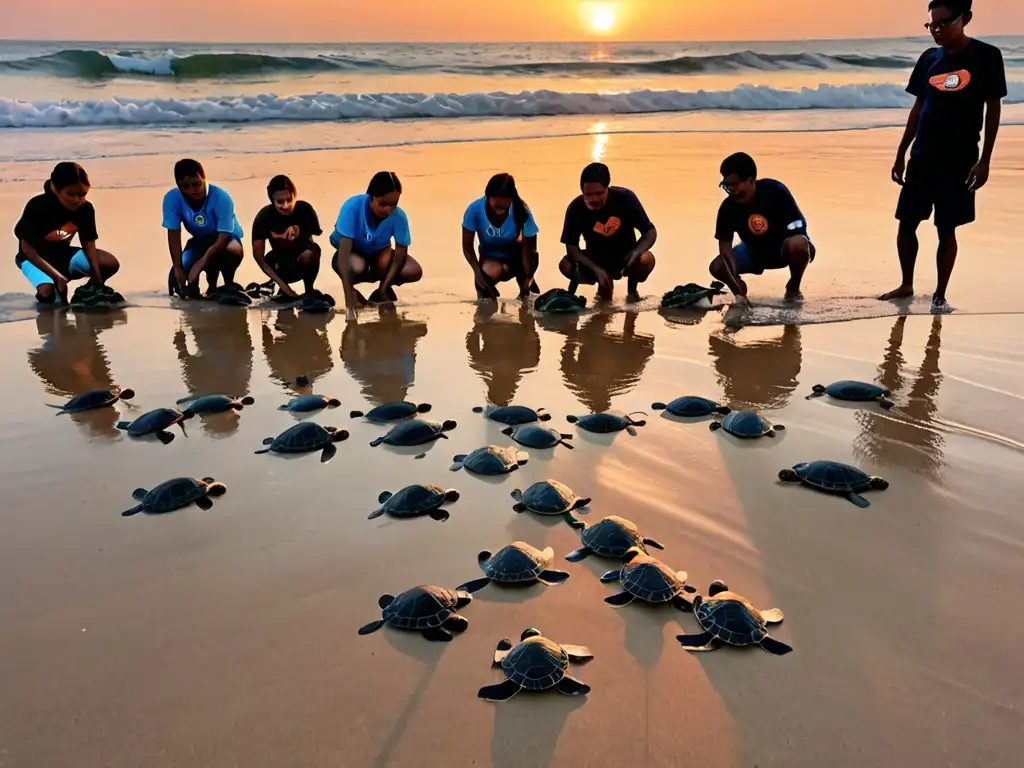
194;214;206;227
929;69;971;92
747;214;769;236
271;225;300;241
486;225;503;238
594;217;622;237
44;222;77;242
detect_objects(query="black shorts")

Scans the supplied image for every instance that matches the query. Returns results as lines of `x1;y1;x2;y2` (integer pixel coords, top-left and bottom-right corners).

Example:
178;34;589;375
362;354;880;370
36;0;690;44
896;156;977;229
565;249;631;283
268;242;319;284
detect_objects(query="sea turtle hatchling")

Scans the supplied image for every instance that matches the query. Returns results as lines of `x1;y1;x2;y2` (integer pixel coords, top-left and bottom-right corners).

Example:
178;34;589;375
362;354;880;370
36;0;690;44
511;480;590;529
48;386;136;414
651;397;730;418
472;404;551;425
177;394;255;415
370;419;457;456
357;585;473;642
450;446;529;475
117;407;192;445
121;476;226;517
255;422;349;462
565;515;665;561
779;461;889;508
501;424;574;451
350;401;433;422
566;411;646;436
458;543;570;592
367;484;460;522
477;628;593;701
279;394;342;413
807;380;894;409
534;288;587;314
676;580;792;655
660;281;726;310
710;411;785;439
600;547;695;610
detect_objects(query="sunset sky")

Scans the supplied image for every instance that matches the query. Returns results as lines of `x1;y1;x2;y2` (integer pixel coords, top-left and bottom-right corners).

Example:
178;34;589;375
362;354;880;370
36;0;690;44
4;0;1023;42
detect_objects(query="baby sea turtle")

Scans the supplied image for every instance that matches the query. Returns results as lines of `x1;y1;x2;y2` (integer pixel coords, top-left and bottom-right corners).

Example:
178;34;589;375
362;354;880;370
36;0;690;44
566;411;646;436
297;289;336;314
458;543;570;592
368;484;460;522
660;281;726;310
676;580;792;655
121;476;226;517
472;404;552;425
178;394;255;415
48;386;135;413
451;446;529;475
117;407;192;445
779;461;889;508
478;628;593;701
710;411;785;439
566;516;664;562
534;288;587;314
255;422;349;462
807;380;894;409
600;547;695;610
279;394;341;413
350;401;432;422
357;585;473;642
511;480;590;528
370;418;457;453
501;424;574;450
207;283;252;307
652;396;730;418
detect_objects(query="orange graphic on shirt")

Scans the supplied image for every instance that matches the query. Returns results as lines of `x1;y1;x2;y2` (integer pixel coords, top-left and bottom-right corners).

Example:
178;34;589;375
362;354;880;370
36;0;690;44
747;214;769;236
593;216;622;237
44;222;77;242
929;69;972;92
271;225;300;241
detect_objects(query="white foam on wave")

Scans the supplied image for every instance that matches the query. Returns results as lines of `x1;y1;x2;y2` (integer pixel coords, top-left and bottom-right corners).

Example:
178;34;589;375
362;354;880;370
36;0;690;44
107;55;174;76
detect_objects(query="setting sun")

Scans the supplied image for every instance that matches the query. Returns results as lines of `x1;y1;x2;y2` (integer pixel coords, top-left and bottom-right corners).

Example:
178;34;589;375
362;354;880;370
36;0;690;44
582;2;619;34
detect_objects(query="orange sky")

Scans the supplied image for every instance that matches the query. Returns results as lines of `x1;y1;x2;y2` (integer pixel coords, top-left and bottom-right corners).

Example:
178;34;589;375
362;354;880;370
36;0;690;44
4;0;1023;42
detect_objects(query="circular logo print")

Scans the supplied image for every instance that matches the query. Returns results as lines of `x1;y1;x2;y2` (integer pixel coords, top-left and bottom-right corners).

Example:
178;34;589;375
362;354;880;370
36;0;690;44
944;73;961;90
748;214;769;236
486;225;501;238
194;214;206;227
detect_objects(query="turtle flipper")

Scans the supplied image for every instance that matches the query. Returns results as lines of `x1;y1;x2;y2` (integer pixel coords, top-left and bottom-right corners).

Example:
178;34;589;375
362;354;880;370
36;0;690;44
121;505;144;517
879;397;895;410
554;675;590;696
157;431;175;445
321;444;337;463
604;591;634;607
510;489;523;502
421;627;454;642
493;638;514;664
367;508;387;520
672;594;695;612
565;547;592;562
513;503;526;513
759;636;793;655
562;512;585;529
847;492;871;508
676;632;721;651
116;421;131;430
378;594;396;609
537;570;570;585
642;537;665;550
457;578;491;594
599;570;620;583
626;426;638;437
560;645;594;662
132;488;149;501
194;496;214;511
254;448;270;455
429;509;451;522
370;437;385;447
358;620;386;635
450;455;467;472
478;680;521;702
759;608;784;624
442;614;468;633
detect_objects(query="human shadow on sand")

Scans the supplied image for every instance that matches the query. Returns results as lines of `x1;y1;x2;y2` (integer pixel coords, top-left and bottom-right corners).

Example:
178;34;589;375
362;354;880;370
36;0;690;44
466;301;541;407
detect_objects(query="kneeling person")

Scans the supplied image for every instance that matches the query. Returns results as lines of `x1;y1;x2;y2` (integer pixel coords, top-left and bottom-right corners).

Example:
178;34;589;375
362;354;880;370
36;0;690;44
710;152;814;305
252;175;322;297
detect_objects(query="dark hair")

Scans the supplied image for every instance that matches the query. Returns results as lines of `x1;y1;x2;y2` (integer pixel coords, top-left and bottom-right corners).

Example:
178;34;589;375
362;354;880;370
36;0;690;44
174;158;205;182
928;0;971;13
485;173;531;239
720;152;758;181
267;174;297;200
49;161;90;191
367;171;402;198
580;162;611;189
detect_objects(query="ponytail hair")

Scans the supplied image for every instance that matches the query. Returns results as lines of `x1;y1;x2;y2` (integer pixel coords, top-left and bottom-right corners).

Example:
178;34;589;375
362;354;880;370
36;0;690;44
485;173;530;239
367;171;402;198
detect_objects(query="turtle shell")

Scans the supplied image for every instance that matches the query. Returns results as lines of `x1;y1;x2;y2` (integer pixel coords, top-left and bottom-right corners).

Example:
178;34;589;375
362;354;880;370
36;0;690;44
657;397;723;418
520;481;580;514
185;395;246;414
570;413;635;433
271;422;335;452
61;387;124;412
535;288;586;313
719;411;776;438
794;461;873;493
481;543;551;582
383;585;460;630
501;636;569;691
480;405;545;426
581;516;646;557
123;408;184;436
382;484;449;515
823;381;890;401
381;419;448;446
506;424;562;448
461;446;522;475
660;282;724;310
362;402;423;422
695;592;768;646
141;477;213;514
620;555;687;603
282;394;337;412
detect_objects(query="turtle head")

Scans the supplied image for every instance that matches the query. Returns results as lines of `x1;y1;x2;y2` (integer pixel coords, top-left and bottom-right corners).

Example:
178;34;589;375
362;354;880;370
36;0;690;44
812;384;826;394
331;429;351;443
778;468;800;483
870;476;890;490
520;627;542;641
708;580;729;597
241;396;255;406
119;388;136;401
205;482;227;497
417;402;433;413
181;408;196;419
477;550;493;563
621;546;644;563
327;398;342;407
442;420;458;431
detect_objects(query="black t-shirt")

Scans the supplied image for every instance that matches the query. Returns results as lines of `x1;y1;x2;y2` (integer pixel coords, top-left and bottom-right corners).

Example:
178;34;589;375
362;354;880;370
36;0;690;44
13;185;98;266
715;179;807;260
908;39;1007;162
560;187;655;263
251;200;322;253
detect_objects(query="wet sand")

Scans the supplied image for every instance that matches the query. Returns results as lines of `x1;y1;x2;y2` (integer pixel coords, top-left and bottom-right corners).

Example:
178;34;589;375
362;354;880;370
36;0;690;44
1;301;1022;767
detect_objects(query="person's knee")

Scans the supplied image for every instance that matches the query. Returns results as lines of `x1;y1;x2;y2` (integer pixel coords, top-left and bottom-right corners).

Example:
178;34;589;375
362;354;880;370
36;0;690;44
898;220;920;238
783;237;811;264
481;260;504;283
558;255;575;278
401;257;423;284
937;226;958;246
709;256;725;277
100;251;121;277
35;284;56;303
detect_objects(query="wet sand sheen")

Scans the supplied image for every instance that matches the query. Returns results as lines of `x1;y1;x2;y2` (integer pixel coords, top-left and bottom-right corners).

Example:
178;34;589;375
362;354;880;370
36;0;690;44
0;302;1023;767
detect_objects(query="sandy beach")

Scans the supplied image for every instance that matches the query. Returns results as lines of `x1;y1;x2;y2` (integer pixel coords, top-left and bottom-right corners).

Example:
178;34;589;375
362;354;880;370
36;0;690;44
2;122;1024;767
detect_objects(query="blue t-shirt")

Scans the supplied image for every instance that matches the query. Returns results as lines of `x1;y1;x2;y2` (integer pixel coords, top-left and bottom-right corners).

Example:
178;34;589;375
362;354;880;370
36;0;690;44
330;194;411;255
462;196;539;259
161;184;244;241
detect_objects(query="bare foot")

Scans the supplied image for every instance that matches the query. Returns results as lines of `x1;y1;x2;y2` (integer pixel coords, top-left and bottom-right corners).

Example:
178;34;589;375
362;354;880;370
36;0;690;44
626;291;641;303
596;290;613;303
784;290;804;304
878;285;914;301
733;295;751;309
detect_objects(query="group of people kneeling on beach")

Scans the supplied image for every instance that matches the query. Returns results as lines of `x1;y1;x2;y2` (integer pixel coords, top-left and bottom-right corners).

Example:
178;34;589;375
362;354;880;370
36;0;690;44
10;1;1006;317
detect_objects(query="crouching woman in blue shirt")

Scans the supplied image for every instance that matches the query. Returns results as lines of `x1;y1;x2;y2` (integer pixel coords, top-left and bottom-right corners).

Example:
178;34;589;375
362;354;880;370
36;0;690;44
162;159;245;298
330;171;422;319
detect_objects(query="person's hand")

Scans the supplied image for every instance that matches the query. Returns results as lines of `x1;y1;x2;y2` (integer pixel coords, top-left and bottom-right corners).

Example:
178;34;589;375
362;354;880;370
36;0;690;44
516;276;531;299
187;255;208;286
474;270;498;299
967;159;990;191
595;267;613;296
281;284;299;298
623;250;641;270
173;265;187;295
54;275;69;304
891;155;906;186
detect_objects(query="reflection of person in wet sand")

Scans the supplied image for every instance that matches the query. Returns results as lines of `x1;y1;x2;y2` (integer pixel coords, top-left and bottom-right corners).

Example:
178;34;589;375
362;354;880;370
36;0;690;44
466;302;540;406
709;324;802;410
560;311;654;413
855;315;944;475
340;305;428;405
262;309;334;389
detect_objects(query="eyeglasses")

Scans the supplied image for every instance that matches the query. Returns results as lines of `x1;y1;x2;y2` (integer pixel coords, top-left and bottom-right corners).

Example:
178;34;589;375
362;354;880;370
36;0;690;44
719;180;740;196
924;14;962;32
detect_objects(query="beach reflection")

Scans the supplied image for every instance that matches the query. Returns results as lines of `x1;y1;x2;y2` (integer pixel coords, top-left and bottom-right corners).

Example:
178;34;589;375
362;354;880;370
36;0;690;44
174;304;254;436
709;324;802;410
27;309;127;439
340;305;428;405
465;302;540;406
262;308;335;390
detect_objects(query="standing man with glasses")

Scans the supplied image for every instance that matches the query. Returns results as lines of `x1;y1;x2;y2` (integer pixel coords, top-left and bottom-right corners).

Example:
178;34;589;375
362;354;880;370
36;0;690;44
881;0;1006;312
709;152;814;307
